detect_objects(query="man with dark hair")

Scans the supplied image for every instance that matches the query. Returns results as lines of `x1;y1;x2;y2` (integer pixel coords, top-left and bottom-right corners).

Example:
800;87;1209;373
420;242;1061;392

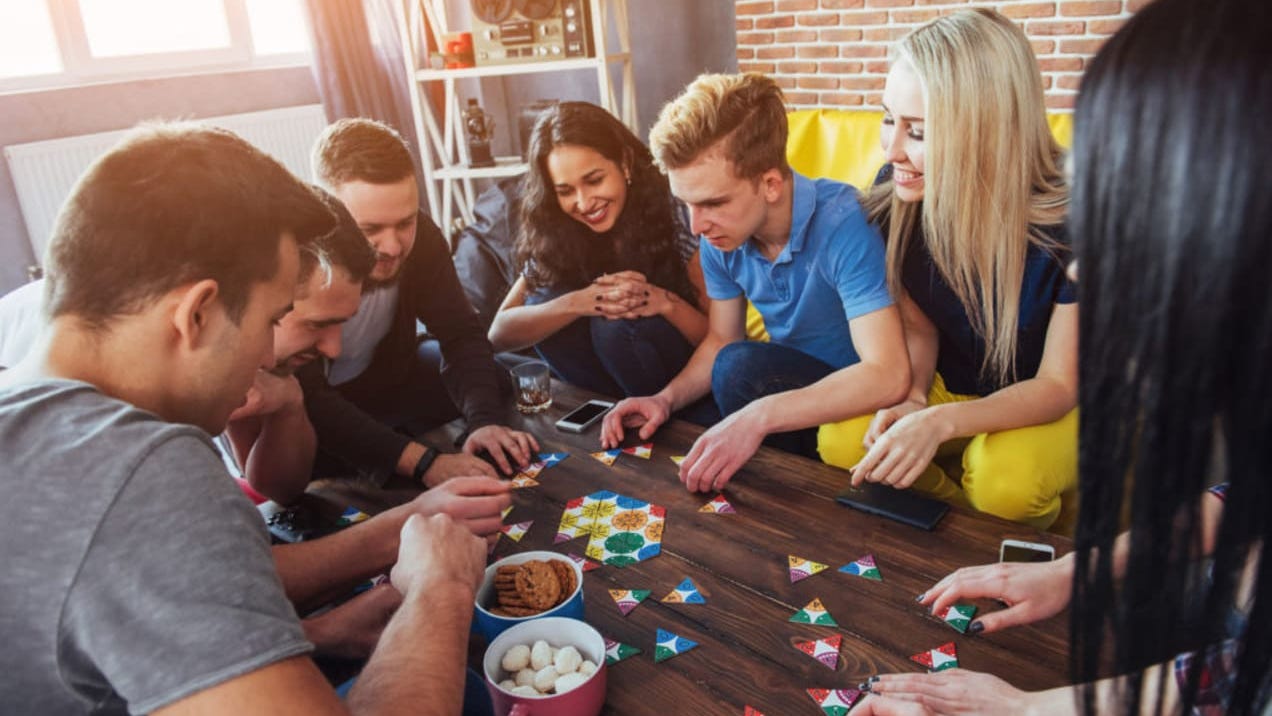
0;122;491;714
307;118;539;485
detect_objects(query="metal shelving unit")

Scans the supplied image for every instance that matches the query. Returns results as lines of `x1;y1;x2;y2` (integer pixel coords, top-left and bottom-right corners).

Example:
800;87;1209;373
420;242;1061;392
395;0;635;234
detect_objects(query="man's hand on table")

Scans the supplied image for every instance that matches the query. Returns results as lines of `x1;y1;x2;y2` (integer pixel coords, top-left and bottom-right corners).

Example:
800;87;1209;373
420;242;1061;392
917;555;1074;635
462;424;539;475
423;452;498;485
407;475;511;539
600;394;672;449
678;405;765;493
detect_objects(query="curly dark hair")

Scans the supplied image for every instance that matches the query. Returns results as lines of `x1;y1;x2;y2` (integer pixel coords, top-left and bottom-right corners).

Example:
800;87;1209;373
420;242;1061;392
515;101;697;305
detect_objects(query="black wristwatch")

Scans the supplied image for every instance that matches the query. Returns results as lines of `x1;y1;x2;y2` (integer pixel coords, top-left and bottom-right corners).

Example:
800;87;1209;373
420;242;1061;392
412;446;438;484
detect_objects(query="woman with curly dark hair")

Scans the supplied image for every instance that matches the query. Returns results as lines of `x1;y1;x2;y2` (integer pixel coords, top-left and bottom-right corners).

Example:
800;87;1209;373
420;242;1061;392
488;101;709;401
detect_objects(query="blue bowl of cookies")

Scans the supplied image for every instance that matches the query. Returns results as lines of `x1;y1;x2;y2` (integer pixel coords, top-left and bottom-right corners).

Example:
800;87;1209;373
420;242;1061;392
474;551;585;642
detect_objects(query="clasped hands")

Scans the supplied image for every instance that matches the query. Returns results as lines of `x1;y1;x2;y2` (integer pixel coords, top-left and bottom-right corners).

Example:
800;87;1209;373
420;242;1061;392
585;270;673;320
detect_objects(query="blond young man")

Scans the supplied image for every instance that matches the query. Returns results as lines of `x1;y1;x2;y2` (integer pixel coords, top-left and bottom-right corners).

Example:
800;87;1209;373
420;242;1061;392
601;73;910;492
0;123;487;714
305;118;538;485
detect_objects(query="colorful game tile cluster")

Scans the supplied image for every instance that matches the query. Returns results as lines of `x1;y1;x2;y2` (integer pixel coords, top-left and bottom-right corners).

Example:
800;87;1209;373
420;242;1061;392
698;494;736;514
554;490;666;567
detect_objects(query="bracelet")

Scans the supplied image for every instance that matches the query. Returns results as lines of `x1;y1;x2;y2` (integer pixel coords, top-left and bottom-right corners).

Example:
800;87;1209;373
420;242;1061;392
412;446;438;484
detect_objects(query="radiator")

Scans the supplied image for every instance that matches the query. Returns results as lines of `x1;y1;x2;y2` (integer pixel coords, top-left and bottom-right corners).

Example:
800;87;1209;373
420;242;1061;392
3;104;329;262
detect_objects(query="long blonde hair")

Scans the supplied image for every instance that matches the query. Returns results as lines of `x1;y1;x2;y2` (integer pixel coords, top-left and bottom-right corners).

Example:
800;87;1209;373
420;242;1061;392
866;8;1068;387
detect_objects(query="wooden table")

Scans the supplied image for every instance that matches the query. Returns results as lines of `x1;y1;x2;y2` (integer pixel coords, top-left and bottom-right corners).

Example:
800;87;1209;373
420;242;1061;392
329;381;1072;715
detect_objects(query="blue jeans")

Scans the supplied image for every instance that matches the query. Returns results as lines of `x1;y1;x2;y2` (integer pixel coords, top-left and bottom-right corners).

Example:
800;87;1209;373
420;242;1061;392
710;341;837;457
525;288;719;425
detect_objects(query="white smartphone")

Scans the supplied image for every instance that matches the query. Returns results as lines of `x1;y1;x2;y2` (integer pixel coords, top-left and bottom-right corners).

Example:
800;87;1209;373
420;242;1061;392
999;539;1056;563
554;399;614;433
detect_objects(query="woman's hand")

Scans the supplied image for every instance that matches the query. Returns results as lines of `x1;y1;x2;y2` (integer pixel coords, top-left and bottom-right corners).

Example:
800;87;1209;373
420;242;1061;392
851;405;952;489
918;556;1074;634
867;670;1038;716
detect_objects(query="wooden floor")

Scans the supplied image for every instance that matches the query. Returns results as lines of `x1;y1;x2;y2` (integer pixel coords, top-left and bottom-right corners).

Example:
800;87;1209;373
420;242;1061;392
338;381;1073;715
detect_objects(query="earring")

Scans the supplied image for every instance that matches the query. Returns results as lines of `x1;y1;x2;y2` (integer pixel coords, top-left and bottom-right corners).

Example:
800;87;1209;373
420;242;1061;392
625;174;631;186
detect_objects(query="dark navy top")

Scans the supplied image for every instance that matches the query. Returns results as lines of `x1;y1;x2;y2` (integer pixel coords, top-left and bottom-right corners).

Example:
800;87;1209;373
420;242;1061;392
876;166;1075;396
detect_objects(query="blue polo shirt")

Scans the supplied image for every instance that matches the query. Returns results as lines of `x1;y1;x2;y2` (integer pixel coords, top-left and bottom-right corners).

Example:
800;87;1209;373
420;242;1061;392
699;173;892;369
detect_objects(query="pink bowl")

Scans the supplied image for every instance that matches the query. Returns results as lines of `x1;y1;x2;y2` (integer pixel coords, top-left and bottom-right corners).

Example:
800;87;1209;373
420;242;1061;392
483;617;607;716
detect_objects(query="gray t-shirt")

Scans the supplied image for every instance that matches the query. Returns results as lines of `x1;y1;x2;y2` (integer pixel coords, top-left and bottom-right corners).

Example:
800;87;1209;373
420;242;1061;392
0;380;311;714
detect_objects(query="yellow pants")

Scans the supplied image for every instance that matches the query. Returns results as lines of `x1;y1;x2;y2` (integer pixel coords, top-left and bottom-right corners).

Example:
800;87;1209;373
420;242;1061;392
817;374;1079;533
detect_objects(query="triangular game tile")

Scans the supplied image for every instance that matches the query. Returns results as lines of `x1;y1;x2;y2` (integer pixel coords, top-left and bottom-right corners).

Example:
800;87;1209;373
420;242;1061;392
806;688;862;716
608;588;651;616
789;598;839;626
653;628;698;663
501;505;513;520
670;455;686;466
788;555;830;583
936;604;977;634
604;637;641;665
660;577;706;604
567;552;600;572
590;449;620;466
336;506;370;526
838;553;882;581
621;443;653;459
537;452;569;467
499;520;532;542
698;494;736;514
910;642;959;672
794;634;843;670
743;707;766;716
509;475;540;489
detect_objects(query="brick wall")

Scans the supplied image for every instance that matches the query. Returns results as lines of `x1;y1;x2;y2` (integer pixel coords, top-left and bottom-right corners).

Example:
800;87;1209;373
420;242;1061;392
735;0;1148;111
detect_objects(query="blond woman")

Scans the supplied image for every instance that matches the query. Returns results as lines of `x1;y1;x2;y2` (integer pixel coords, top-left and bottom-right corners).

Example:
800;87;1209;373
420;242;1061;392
818;8;1077;531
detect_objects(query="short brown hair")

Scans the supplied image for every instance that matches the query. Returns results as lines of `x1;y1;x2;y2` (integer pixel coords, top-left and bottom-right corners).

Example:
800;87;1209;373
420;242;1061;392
303;186;378;286
45;122;335;327
648;72;790;180
311;118;416;187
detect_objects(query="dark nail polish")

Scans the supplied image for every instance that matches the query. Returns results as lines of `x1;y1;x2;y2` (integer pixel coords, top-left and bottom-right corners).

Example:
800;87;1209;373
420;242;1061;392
644;290;650;296
857;682;872;692
915;593;926;602
969;621;984;634
868;675;881;684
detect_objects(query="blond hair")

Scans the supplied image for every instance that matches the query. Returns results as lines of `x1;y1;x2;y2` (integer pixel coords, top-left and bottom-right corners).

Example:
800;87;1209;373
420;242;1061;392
866;8;1067;387
648;72;790;180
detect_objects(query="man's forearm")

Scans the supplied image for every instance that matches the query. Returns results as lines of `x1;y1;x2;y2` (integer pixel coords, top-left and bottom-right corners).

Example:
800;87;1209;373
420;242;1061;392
348;581;475;716
659;334;726;411
272;510;405;610
745;358;910;435
245;405;317;505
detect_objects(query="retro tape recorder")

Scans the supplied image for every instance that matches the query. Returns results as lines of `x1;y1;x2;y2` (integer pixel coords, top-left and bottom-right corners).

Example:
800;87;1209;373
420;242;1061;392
469;0;592;66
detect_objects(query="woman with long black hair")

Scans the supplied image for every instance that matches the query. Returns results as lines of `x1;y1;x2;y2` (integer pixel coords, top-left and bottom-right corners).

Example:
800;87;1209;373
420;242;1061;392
488;101;708;401
854;0;1271;713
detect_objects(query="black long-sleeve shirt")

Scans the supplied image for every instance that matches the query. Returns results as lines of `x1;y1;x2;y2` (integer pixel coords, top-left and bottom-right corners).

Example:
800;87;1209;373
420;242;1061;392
299;211;506;475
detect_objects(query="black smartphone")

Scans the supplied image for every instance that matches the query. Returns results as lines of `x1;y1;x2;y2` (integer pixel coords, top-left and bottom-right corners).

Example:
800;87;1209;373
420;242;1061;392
835;483;949;531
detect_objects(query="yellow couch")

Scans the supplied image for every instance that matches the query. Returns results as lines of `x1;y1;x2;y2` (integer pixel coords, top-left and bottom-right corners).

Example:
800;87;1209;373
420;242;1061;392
746;109;1074;340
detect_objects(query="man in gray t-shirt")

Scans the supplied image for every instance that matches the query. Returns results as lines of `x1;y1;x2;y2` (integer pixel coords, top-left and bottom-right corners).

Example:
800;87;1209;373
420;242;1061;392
0;123;489;715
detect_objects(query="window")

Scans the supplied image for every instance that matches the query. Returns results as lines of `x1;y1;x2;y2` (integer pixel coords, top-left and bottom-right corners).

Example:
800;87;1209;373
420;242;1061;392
0;0;311;92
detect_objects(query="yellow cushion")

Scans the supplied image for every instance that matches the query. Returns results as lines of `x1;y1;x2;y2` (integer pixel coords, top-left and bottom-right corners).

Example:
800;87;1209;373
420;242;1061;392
784;108;1075;191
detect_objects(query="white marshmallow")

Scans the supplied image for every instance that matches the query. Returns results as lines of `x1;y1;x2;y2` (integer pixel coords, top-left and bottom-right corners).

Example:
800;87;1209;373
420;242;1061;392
501;644;531;672
514;668;536;687
578;660;597;676
498;679;516;691
533;665;559;693
555;672;589;694
510;685;541;697
554;645;582;674
530;640;553;670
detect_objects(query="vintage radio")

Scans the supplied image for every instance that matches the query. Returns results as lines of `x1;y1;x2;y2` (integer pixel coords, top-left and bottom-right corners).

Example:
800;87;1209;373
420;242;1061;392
469;0;592;67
